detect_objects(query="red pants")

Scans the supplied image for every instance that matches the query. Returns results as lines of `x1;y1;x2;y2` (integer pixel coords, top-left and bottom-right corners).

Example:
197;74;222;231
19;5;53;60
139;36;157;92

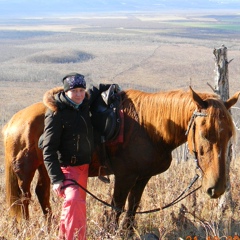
58;164;89;240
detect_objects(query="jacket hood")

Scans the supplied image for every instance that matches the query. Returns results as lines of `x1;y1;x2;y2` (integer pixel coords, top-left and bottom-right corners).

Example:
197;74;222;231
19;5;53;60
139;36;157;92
43;86;90;112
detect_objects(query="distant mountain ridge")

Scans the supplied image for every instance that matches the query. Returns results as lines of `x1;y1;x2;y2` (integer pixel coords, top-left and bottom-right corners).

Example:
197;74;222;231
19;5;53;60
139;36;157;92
0;0;240;18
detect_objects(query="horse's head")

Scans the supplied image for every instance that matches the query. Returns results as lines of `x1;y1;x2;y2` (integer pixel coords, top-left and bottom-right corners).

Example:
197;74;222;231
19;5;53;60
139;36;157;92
187;87;240;198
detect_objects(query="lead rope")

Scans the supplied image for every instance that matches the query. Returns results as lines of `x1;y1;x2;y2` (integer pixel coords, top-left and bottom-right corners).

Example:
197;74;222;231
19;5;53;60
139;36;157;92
61;174;201;214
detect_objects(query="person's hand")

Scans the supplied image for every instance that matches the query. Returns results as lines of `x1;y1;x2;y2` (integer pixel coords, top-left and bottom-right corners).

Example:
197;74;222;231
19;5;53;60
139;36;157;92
53;181;64;197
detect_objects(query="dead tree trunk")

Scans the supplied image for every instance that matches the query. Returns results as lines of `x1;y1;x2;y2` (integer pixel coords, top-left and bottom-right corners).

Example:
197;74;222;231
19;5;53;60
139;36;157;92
213;45;233;225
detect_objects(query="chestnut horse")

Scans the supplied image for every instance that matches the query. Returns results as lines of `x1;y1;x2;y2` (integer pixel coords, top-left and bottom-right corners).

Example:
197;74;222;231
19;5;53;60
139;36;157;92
3;87;239;232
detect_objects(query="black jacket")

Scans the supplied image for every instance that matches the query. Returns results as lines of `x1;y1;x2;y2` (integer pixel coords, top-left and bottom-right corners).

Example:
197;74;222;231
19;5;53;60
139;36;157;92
43;89;94;184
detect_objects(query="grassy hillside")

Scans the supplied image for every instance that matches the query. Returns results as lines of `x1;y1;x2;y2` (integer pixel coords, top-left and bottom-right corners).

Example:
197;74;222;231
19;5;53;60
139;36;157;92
0;13;240;239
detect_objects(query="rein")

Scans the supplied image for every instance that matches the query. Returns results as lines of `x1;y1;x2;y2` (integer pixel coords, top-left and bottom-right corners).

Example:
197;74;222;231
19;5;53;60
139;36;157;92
61;174;201;214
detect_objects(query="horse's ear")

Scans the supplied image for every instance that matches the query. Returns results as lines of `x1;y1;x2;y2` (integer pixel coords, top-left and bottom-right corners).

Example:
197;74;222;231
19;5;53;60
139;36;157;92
189;86;208;109
224;91;240;110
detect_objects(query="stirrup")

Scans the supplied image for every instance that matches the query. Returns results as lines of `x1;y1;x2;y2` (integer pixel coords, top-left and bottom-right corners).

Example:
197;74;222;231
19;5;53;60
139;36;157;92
98;166;110;184
98;175;110;184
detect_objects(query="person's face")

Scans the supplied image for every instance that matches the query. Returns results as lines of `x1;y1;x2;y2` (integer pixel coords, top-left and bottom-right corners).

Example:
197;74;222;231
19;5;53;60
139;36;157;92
65;88;86;105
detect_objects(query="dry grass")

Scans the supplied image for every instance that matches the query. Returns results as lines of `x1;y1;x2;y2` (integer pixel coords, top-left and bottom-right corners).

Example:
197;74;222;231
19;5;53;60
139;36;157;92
0;13;240;239
1;156;240;239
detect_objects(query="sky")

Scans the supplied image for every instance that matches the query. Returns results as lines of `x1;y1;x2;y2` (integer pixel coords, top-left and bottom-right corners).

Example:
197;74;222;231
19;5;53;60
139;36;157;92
0;0;239;18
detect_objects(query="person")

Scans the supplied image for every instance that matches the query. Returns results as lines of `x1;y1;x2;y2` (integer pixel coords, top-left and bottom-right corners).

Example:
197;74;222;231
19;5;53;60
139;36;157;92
42;72;94;240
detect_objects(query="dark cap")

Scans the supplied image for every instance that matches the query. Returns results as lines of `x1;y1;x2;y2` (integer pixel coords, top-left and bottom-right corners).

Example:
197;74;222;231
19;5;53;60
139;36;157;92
62;72;86;92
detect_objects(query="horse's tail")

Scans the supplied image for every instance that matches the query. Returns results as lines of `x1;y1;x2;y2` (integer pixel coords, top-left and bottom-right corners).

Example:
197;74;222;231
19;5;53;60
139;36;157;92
3;124;23;221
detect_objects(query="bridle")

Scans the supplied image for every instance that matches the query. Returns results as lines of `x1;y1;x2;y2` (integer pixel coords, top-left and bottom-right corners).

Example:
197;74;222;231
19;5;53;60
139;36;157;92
185;109;208;172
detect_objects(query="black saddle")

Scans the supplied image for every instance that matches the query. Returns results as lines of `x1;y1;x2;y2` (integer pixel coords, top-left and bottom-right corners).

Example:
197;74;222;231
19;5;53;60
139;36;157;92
89;83;121;142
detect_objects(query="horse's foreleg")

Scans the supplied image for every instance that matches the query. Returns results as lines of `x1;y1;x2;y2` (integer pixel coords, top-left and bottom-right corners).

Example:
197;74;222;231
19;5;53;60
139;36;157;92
109;176;136;228
122;177;150;231
36;164;51;218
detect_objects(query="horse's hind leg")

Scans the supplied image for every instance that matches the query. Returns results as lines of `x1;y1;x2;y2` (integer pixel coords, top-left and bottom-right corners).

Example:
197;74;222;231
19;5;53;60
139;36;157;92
36;164;51;218
122;177;150;231
15;167;36;220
